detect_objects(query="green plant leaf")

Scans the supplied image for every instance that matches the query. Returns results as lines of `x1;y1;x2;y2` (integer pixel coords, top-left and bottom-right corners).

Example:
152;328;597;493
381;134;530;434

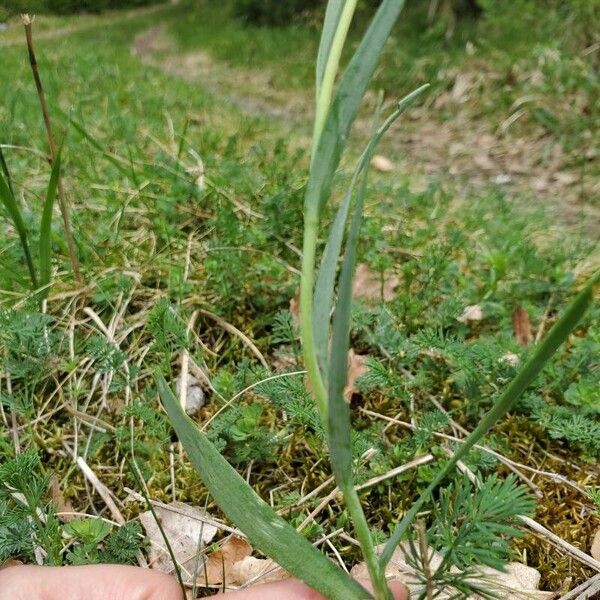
66;114;133;180
324;99;394;599
313;85;429;378
306;0;407;217
38;141;63;297
156;374;371;600
0;167;38;289
380;271;599;568
0;146;14;197
316;0;344;98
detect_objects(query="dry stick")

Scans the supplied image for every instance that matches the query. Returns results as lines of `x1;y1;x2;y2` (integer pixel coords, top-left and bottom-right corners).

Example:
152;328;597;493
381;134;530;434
22;14;82;285
296;455;434;531
123;488;243;538
558;573;600;600
76;456;125;525
197;308;269;369
360;407;590;498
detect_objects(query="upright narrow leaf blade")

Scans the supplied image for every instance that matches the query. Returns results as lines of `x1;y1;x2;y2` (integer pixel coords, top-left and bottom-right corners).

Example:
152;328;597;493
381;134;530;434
0;169;38;288
380;272;599;568
313;85;429;375
306;0;406;216
327;172;369;487
0;146;14;197
38;142;63;296
157;375;371;600
327;95;382;489
316;0;344;97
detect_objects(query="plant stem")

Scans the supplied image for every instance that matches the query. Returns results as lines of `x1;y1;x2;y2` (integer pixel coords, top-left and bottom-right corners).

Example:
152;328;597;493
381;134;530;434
344;487;392;600
22;14;83;285
311;0;359;158
300;215;329;420
302;0;359;423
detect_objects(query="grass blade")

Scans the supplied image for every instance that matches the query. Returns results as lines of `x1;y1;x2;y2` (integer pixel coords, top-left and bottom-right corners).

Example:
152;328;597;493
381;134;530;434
38;140;63;297
380;271;599;568
0;146;14;197
156;374;371;600
66;113;134;180
313;85;430;376
301;0;407;423
316;0;344;99
307;0;406;216
325;101;391;599
0;169;38;289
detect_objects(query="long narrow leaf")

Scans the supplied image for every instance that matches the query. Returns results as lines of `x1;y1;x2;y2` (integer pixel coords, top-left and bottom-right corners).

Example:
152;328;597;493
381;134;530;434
66;114;133;179
328;167;370;490
38;141;63;297
380;272;599;568
0;169;38;288
313;84;429;377
316;0;344;98
0;146;14;197
324;100;395;598
157;375;371;600
305;0;406;217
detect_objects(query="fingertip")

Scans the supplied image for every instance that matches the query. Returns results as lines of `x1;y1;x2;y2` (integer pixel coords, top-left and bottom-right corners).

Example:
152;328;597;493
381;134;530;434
387;579;409;600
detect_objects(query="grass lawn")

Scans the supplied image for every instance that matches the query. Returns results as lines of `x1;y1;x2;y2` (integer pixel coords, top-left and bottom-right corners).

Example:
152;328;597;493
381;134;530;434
0;1;599;594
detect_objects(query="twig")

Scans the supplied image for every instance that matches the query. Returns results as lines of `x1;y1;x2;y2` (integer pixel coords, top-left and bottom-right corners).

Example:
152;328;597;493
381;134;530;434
197;308;268;368
361;408;587;497
355;454;434;492
519;516;600;573
123;488;243;537
296;455;433;531
558;573;600;600
21;14;82;284
76;456;125;525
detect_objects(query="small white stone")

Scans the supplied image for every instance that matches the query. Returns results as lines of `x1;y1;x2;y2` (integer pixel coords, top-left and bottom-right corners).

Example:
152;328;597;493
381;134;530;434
175;375;206;416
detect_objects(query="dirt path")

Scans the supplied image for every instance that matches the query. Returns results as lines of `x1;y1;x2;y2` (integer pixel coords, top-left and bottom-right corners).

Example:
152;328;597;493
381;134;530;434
0;4;168;48
132;24;600;235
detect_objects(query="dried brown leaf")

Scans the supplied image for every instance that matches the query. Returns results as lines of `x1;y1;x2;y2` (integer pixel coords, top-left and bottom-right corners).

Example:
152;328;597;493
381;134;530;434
139;501;218;583
352;263;399;303
49;475;74;522
512;306;533;347
230;556;288;586
474;151;495;171
591;529;600;562
351;543;553;599
553;171;577;186
289;293;300;328
344;349;369;402
200;536;252;585
452;73;471;102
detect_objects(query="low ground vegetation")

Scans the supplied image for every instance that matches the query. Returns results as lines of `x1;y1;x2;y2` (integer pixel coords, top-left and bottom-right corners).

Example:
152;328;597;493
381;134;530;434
0;1;598;595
